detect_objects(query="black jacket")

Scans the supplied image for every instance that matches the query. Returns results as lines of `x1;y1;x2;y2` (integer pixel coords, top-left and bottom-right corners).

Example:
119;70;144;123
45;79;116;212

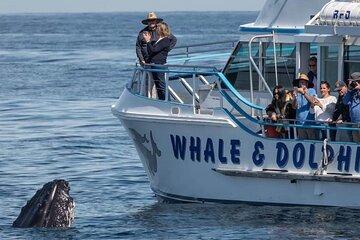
147;38;171;65
136;26;177;63
333;95;351;122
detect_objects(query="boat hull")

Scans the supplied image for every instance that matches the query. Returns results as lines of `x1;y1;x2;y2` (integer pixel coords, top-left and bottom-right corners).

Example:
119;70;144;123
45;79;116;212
112;89;360;208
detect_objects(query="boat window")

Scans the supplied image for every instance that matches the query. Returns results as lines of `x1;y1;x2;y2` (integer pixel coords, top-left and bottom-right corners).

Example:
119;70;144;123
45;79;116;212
223;42;260;90
223;42;296;91
263;43;296;90
344;45;360;79
320;45;338;87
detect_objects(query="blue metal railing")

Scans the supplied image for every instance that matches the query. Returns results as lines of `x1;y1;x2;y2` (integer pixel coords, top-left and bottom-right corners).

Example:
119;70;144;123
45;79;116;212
130;65;360;138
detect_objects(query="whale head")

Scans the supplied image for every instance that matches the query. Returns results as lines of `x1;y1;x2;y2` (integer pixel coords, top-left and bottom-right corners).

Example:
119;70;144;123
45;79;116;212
13;179;75;228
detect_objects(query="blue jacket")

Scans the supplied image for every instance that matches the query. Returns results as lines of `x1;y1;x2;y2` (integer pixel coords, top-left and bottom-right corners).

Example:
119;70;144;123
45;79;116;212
343;90;360;123
296;88;317;125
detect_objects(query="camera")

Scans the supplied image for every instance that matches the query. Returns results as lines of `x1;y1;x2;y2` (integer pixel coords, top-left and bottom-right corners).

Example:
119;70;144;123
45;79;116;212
349;80;359;90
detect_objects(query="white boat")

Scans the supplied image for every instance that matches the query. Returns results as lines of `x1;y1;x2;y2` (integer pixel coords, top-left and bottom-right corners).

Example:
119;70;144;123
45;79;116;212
112;0;360;208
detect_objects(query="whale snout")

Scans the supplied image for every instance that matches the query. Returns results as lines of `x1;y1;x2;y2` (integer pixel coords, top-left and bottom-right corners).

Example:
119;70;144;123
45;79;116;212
13;179;75;228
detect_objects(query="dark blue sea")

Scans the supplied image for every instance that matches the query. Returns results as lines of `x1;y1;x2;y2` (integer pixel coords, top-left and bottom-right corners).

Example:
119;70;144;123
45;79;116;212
1;12;359;239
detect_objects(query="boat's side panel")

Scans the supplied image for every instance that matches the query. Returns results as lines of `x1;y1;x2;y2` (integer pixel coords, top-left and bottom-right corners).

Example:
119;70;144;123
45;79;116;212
118;113;360;208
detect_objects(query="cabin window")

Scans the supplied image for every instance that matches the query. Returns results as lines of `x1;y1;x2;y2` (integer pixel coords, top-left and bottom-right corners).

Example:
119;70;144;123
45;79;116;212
223;42;260;90
262;43;296;90
344;45;360;79
223;42;296;91
320;45;339;87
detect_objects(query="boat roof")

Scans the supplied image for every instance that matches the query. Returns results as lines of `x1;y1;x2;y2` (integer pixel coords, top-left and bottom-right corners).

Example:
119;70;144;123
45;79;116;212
239;0;331;34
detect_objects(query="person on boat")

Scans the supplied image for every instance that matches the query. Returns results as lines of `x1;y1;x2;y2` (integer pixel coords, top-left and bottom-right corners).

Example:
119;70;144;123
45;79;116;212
310;81;337;140
307;57;317;91
265;86;295;138
265;86;287;138
143;22;172;100
292;73;317;140
332;80;351;142
343;72;360;143
136;12;177;65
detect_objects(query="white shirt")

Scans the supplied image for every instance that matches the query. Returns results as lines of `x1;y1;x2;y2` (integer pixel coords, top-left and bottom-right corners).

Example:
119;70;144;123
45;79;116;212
310;95;337;122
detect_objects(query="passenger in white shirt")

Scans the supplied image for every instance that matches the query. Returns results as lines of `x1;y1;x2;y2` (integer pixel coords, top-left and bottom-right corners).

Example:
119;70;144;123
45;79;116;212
310;81;337;139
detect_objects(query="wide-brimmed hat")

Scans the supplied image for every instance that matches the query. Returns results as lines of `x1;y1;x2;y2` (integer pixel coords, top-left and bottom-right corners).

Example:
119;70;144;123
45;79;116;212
349;72;360;82
296;73;310;81
292;73;312;87
142;12;163;25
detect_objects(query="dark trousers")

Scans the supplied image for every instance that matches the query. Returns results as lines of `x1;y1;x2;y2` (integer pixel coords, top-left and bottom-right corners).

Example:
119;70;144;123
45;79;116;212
151;66;167;100
152;72;165;100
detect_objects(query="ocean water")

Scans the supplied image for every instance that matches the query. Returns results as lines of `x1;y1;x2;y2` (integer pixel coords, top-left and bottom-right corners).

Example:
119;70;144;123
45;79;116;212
1;12;360;239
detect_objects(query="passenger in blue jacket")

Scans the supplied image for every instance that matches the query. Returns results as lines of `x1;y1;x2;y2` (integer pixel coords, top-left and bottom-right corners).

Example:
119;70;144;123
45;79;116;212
343;72;360;143
143;22;173;100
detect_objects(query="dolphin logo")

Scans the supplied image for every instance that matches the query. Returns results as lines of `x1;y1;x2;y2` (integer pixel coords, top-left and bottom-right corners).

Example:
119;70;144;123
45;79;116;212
129;129;161;176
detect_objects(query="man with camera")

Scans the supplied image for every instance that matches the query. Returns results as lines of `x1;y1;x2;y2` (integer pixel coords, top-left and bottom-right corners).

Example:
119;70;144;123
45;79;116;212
343;72;360;143
136;12;177;65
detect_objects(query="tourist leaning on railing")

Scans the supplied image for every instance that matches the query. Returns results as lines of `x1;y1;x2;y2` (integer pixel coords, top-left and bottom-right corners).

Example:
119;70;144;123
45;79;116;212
332;80;352;142
343;72;360;143
265;86;295;138
309;81;336;140
265;86;287;138
292;73;318;140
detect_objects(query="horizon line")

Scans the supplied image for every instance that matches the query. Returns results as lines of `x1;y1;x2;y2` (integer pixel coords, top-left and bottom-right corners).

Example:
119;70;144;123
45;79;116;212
0;10;259;15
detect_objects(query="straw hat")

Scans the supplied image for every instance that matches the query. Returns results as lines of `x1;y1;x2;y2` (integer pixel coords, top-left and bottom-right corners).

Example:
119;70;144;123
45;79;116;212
142;12;163;25
292;73;312;87
296;73;310;81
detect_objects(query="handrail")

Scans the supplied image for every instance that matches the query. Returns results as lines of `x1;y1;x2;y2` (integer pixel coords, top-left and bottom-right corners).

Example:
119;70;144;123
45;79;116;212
135;67;216;75
130;66;360;135
174;40;237;49
140;63;219;71
249;34;274;103
179;77;200;102
217;73;265;111
171;40;237;57
261;118;360;132
135;66;266;111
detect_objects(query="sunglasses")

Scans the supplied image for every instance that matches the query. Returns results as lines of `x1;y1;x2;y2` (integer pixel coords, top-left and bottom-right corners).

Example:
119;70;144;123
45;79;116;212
309;64;316;67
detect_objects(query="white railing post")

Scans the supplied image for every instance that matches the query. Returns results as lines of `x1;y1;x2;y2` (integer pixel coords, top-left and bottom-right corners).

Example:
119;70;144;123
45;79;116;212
287;126;291;139
259;111;265;136
165;72;169;102
338;41;344;83
294;124;298;140
249;41;255;117
217;78;224;108
192;73;196;114
147;72;152;98
273;31;279;86
140;70;146;96
248;34;274;116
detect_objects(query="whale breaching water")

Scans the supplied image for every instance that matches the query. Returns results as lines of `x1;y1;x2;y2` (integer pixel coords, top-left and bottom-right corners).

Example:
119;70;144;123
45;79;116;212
12;179;75;228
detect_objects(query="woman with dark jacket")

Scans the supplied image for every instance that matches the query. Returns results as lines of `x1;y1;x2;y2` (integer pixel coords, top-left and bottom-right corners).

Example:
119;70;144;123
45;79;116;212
143;22;172;100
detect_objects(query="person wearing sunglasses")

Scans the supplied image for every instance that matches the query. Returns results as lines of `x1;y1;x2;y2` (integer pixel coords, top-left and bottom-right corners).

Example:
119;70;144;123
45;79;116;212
307;57;317;90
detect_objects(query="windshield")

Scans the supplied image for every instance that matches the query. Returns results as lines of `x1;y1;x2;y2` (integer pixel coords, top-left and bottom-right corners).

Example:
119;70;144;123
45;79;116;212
223;41;297;91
